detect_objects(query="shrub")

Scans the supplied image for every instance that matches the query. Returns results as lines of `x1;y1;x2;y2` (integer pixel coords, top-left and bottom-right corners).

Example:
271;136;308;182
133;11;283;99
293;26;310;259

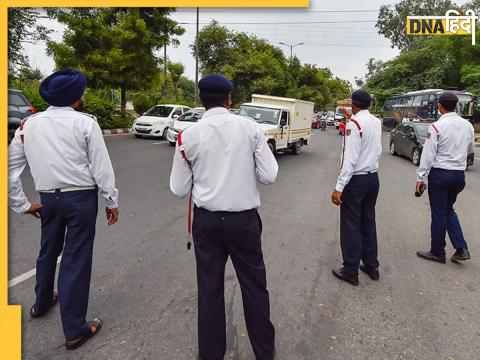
83;88;116;128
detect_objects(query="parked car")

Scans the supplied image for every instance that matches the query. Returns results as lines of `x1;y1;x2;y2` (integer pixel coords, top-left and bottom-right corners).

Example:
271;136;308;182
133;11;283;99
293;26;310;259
9;89;36;119
389;122;474;167
166;107;206;145
8;88;36;141
132;104;190;139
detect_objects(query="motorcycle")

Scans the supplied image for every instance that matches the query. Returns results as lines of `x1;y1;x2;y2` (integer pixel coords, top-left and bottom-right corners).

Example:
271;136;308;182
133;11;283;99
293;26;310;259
320;119;327;131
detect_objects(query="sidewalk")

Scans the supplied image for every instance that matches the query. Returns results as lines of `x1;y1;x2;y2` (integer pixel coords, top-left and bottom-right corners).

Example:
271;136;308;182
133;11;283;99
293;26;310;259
102;128;131;135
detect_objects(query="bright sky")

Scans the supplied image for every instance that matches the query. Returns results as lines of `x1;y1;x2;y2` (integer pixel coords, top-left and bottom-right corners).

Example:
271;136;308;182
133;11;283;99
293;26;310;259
22;0;471;85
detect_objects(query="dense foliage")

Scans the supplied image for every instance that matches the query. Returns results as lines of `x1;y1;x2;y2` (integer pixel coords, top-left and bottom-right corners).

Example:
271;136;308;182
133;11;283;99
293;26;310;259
192;21;351;110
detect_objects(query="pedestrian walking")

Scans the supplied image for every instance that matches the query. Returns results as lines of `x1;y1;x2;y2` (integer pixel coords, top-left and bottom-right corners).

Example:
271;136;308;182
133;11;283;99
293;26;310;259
331;90;383;286
170;73;278;360
416;91;475;264
8;69;119;349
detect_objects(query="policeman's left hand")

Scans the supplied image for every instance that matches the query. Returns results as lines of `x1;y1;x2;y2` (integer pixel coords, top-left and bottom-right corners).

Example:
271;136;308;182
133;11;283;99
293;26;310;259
331;190;342;206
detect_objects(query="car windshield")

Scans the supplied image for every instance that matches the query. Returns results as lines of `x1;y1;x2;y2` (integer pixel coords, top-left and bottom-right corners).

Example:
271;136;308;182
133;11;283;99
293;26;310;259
238;105;280;125
178;109;205;122
414;124;430;137
456;94;474;117
145;106;173;117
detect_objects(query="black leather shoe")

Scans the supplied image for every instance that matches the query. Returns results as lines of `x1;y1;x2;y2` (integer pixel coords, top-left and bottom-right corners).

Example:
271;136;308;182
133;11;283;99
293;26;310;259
332;267;359;286
416;250;446;264
359;264;380;281
451;248;470;262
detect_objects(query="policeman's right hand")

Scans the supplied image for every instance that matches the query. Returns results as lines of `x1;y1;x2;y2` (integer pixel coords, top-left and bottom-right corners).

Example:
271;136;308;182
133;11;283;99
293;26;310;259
340;107;352;119
106;207;119;225
26;203;43;218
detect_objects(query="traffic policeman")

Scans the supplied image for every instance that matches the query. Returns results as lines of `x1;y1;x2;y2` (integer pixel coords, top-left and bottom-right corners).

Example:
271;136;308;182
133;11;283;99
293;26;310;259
170;74;278;360
416;91;475;263
331;90;382;286
8;69;119;349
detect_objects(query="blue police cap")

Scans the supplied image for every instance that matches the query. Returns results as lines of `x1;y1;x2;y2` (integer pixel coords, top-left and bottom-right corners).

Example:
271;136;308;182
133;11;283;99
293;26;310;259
352;89;372;103
40;69;87;107
439;91;458;105
198;73;234;93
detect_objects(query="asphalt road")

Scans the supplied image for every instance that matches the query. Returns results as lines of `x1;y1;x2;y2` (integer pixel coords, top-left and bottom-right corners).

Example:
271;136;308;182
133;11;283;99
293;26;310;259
8;128;480;360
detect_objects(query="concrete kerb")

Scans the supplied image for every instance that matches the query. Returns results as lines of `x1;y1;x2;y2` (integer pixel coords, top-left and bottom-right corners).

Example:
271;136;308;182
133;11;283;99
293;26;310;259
102;128;131;135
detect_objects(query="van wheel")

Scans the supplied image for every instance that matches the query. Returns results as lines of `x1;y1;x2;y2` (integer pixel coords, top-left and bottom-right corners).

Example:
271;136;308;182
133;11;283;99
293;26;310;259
390;142;397;156
268;141;276;154
169;141;176;146
412;148;420;166
134;134;141;138
162;128;169;140
292;140;302;155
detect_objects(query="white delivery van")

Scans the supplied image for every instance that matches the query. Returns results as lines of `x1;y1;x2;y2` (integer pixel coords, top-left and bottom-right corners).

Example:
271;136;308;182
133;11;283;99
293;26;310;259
239;94;314;154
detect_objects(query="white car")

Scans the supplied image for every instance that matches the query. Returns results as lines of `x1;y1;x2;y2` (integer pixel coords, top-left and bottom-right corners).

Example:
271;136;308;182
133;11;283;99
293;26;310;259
166;107;206;146
132;104;191;139
333;112;344;129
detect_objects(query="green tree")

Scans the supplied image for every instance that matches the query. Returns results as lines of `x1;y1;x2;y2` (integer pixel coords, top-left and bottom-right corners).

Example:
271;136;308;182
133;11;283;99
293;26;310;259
168;62;185;101
47;8;184;116
376;0;454;51
193;21;351;109
8;9;52;74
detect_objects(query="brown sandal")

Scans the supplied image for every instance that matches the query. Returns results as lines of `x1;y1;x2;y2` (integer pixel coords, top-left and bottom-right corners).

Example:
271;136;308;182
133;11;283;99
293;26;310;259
30;291;59;318
65;318;103;350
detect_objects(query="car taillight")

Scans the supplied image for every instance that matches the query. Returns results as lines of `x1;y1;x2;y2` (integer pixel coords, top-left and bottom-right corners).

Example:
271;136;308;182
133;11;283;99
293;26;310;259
28;106;36;113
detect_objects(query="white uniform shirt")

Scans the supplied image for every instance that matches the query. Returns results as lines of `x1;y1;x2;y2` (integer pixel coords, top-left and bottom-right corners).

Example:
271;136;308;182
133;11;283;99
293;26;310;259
8;106;118;214
169;107;278;212
416;112;475;181
335;109;382;192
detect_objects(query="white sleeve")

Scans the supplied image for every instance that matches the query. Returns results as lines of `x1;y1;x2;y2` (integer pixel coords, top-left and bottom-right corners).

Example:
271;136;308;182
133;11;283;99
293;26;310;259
335;122;362;192
87;121;119;208
170;135;193;198
8;129;31;214
416;124;439;181
254;126;278;184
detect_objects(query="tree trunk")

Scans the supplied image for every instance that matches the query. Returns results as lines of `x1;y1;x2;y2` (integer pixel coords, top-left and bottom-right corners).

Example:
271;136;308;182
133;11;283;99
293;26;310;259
120;86;126;118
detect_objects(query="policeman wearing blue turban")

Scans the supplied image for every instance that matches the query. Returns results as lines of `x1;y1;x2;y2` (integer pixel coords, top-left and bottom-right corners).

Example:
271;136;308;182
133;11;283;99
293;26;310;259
8;69;119;349
170;73;278;359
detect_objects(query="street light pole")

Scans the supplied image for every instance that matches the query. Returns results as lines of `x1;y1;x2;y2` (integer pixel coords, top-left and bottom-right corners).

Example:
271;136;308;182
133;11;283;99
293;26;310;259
279;42;304;62
195;7;199;106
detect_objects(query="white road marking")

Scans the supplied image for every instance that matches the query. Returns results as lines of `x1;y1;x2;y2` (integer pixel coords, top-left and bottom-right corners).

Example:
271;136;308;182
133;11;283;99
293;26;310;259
8;257;61;288
476;157;480;161
153;141;168;145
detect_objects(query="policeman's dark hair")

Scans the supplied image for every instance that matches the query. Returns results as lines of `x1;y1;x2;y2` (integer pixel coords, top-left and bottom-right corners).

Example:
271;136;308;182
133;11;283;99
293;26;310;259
439;100;457;112
352;99;371;110
199;91;229;109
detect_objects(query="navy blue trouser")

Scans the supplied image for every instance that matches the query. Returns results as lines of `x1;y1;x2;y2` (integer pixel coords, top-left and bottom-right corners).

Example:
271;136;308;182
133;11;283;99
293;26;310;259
36;189;98;340
340;173;380;276
428;168;468;257
193;207;275;360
